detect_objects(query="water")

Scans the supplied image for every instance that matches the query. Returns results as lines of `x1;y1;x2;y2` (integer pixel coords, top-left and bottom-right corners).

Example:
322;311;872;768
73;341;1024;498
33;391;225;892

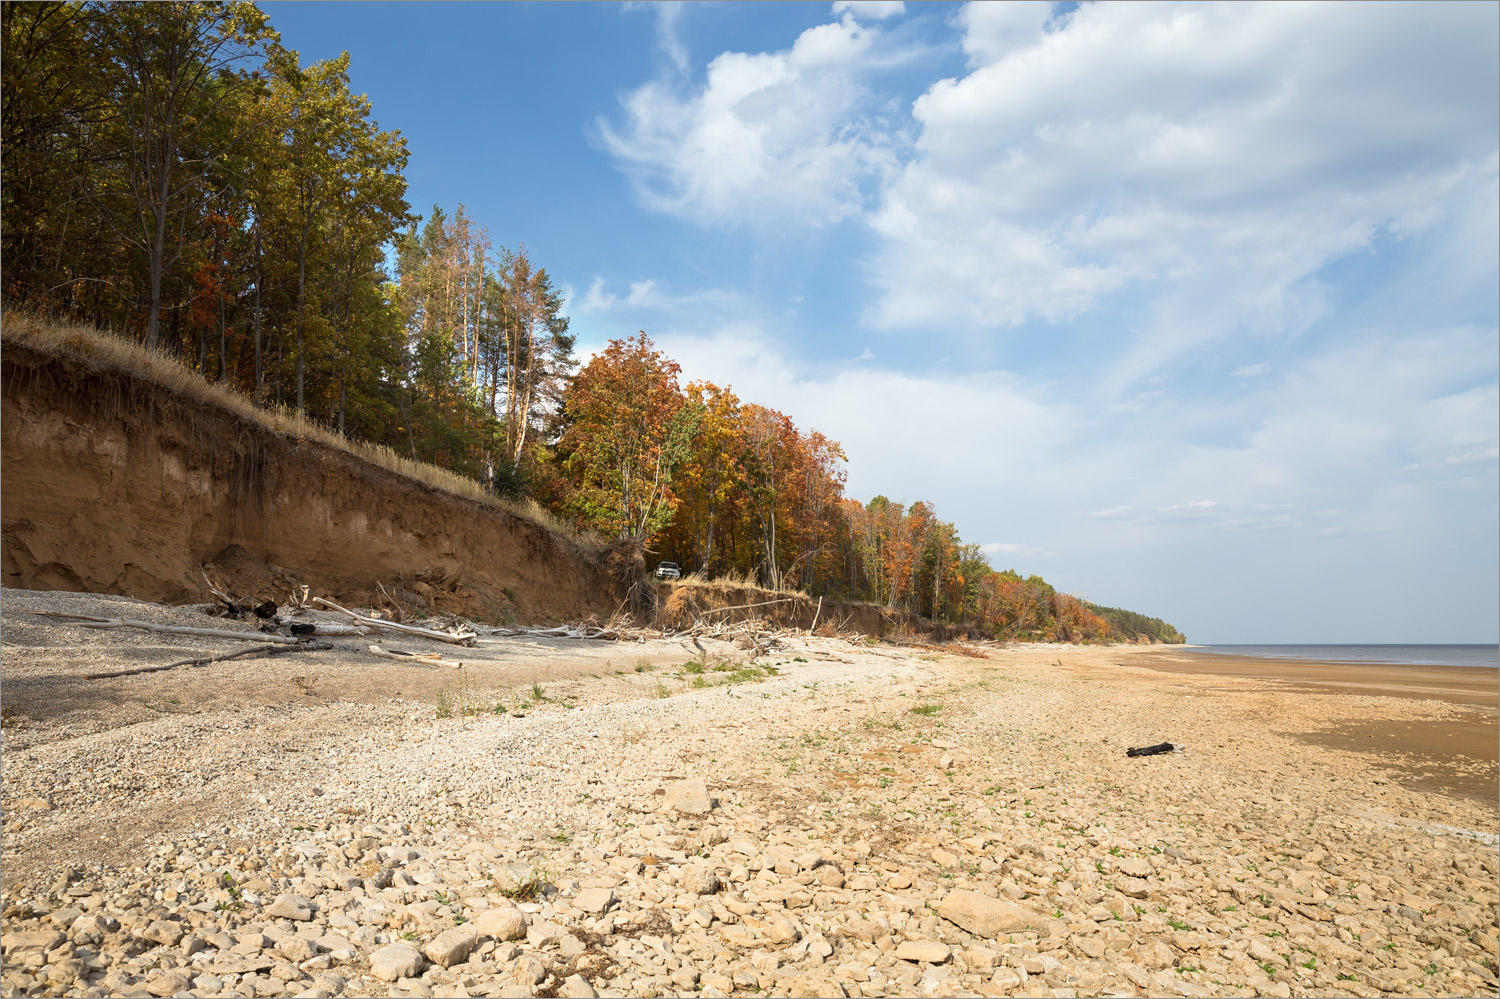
1197;644;1499;668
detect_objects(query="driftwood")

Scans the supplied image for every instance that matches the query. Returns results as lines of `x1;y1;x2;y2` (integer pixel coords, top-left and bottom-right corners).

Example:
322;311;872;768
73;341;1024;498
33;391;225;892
287;622;369;637
312;597;476;645
367;645;444;663
1126;742;1177;757
484;624;620;641
808;596;823;634
83;641;334;680
31;611;297;644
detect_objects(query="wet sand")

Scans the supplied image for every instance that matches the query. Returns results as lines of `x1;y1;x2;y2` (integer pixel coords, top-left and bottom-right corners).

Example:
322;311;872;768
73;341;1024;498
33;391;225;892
1131;648;1499;802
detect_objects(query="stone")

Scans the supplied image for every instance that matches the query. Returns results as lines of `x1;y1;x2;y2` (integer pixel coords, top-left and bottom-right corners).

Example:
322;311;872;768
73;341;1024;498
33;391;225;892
1248;939;1280;964
1116;857;1153;878
574;888;615;915
937;889;1048;938
663;779;715;814
512;954;547;985
267;894;316;921
475;907;528;941
559;974;598;998
141;919;184;947
143;970;193;996
1075;936;1106;959
769;917;801;944
991;968;1023;989
424;926;477;968
813;865;844;888
1130;938;1175;969
679;866;720;895
0;930;65;955
278;936;321;963
369;942;425;982
931;848;958;868
895;940;951;964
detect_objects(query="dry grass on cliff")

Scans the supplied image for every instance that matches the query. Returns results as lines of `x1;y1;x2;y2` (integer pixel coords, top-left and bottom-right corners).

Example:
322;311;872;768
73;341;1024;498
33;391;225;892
0;311;586;546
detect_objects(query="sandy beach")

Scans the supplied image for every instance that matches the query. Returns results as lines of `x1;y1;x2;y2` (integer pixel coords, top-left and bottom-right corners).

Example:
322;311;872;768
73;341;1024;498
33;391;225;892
2;590;1497;998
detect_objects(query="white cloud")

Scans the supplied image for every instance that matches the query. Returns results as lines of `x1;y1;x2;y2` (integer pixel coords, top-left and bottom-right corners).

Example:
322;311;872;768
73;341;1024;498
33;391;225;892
981;541;1051;560
1232;363;1269;378
597;14;903;226
867;0;1499;355
832;1;905;22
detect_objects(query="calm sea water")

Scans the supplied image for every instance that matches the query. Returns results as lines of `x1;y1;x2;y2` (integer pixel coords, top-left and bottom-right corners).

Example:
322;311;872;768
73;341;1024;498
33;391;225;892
1198;644;1499;668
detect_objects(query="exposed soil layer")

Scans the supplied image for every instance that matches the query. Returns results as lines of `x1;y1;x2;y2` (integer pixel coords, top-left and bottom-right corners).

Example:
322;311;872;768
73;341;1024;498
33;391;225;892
1;338;621;623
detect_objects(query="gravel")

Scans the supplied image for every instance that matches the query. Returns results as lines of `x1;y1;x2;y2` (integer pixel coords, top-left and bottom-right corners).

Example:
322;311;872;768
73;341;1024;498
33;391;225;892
2;589;1497;998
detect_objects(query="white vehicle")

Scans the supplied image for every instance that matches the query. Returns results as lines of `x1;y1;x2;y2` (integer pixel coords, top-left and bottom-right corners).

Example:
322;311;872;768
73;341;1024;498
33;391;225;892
654;561;682;581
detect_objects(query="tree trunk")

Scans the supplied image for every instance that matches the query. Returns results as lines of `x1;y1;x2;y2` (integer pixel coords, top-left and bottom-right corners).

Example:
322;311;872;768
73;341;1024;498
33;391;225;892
295;213;311;412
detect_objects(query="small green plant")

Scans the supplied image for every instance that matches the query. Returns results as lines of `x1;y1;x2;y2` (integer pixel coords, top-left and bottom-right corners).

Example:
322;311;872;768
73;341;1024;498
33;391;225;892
1108;846;1121;856
909;703;942;716
1259;962;1278;977
531;681;546;702
495;868;548;901
1337;973;1358;981
435;691;453;718
1168;917;1190;931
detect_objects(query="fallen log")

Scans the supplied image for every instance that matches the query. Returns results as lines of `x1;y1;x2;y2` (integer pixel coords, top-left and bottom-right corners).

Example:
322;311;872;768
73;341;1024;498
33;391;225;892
83;641;334;680
31;611;297;644
312;597;475;645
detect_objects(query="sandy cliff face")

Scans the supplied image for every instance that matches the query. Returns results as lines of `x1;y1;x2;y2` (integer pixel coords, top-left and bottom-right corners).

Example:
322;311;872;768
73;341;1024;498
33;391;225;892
0;339;620;622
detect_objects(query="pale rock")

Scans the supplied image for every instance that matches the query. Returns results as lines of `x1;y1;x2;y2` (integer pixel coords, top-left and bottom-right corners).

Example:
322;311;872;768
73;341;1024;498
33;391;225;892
574;886;615;914
512;954;547;985
475;907;528;941
813;865;844;888
663;779;714;814
141;919;184;947
1116;857;1153;878
423;926;477;968
679;866;720;895
769;917;801;944
1130;938;1176;969
369;942;425;982
937;889;1048;938
143;970;193;996
1248;939;1280;964
268;894;316;921
895;939;950;964
991;967;1023;989
559;974;598;998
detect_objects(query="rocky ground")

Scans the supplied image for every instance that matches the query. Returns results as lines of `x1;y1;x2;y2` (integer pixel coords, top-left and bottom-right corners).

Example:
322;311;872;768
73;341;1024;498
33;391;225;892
1;590;1496;998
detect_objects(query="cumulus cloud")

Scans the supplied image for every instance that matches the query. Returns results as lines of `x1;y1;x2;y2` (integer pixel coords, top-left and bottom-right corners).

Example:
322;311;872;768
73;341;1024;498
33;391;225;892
831;1;905;22
596;14;901;226
867;1;1499;350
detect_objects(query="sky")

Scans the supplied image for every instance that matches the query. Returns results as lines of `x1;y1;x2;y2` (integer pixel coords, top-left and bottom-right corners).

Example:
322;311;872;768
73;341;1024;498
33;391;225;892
263;0;1500;644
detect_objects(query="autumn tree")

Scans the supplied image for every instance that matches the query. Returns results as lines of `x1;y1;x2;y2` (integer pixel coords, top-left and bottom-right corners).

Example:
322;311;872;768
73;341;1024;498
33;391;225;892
555;334;700;540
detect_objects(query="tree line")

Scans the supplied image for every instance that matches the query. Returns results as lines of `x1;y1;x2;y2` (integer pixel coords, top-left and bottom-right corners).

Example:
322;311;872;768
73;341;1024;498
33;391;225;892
553;335;1182;643
2;2;1181;643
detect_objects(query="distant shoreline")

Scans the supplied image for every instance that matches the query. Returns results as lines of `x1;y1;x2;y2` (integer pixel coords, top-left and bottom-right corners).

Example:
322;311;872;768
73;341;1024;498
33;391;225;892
1189;643;1499;669
1127;646;1498;802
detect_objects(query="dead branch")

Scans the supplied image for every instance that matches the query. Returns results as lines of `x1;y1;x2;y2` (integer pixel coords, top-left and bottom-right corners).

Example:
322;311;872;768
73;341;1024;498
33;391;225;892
695;597;799;616
312;597;475;645
200;566;235;606
31;611;297;644
809;596;823;634
83;641;334;680
367;645;444;664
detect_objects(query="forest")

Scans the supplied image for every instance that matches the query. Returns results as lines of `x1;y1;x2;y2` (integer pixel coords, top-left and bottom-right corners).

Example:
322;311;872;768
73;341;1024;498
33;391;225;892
1;2;1182;644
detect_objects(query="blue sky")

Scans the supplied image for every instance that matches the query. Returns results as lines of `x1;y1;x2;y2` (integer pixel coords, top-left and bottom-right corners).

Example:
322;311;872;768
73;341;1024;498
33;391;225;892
264;1;1499;644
